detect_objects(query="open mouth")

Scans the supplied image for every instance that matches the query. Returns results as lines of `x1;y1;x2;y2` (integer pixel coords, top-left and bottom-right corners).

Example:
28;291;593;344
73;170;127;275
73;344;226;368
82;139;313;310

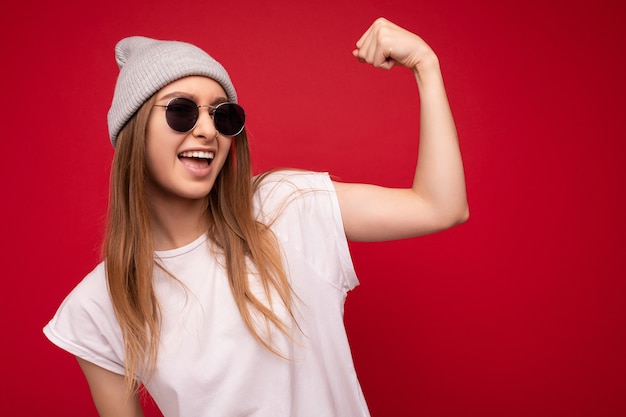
178;150;215;166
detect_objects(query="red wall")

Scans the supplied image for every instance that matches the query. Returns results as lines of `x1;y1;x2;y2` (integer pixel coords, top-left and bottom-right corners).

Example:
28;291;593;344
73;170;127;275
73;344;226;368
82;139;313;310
2;0;625;416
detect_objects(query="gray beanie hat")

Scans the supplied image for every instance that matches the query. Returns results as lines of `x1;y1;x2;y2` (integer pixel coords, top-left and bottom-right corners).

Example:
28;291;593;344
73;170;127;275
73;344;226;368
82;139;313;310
107;36;238;147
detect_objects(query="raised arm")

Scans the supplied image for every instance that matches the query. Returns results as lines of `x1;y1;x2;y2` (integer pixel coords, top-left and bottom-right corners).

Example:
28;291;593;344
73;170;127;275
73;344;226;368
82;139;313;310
334;18;468;242
76;357;145;417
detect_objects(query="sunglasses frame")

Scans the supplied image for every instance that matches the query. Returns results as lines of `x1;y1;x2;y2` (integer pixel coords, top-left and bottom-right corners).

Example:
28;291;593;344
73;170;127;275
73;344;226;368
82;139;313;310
153;97;246;137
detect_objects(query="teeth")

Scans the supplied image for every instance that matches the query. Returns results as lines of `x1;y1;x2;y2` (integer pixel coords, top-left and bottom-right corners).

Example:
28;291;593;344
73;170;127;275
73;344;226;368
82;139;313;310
179;151;215;159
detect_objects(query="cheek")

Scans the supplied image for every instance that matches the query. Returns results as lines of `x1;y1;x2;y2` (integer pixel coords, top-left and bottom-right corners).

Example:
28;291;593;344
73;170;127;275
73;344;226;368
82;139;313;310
146;114;178;163
144;135;174;179
215;138;234;169
221;137;234;157
144;147;160;183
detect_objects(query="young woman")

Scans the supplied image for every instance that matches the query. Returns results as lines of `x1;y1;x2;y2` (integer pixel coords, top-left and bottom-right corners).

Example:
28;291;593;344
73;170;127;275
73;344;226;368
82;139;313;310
44;17;468;417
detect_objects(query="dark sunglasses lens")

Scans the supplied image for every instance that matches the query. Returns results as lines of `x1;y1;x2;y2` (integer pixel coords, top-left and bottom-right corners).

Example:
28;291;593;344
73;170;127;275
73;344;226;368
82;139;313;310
166;98;198;132
214;103;246;136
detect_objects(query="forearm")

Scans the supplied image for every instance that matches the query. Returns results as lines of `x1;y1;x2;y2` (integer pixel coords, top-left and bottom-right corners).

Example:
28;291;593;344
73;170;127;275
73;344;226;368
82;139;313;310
411;56;468;224
76;357;145;417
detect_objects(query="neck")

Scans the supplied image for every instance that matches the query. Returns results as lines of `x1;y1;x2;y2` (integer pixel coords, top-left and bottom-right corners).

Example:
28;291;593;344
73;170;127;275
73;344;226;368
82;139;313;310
149;195;209;251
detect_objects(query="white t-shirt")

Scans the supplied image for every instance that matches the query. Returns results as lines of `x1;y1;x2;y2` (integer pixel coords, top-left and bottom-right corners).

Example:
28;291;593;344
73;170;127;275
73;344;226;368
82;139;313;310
44;170;370;417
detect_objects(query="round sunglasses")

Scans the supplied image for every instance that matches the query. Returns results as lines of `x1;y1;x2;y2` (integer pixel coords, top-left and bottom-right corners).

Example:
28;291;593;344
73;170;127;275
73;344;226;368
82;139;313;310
153;97;246;136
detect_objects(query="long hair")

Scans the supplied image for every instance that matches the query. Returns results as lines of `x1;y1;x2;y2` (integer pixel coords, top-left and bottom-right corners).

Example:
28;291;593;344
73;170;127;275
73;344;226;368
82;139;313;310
103;95;294;396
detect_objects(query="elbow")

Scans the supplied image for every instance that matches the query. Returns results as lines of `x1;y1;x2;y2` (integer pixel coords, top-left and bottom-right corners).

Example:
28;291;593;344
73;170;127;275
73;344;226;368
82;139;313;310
440;202;469;230
457;203;470;225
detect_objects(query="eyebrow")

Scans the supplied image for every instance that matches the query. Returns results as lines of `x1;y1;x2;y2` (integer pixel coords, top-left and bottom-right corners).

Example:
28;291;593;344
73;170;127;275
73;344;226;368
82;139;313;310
159;92;230;105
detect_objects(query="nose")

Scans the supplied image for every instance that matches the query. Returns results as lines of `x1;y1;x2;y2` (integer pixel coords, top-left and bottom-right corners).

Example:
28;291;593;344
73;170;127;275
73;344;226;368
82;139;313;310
192;107;219;140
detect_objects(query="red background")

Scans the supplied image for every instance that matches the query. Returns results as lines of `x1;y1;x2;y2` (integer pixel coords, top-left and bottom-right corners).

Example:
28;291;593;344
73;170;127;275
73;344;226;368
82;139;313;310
2;0;625;416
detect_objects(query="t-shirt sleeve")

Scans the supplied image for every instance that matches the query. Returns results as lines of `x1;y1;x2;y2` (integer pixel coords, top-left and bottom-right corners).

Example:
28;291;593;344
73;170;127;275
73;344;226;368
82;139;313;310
254;170;359;293
43;263;127;375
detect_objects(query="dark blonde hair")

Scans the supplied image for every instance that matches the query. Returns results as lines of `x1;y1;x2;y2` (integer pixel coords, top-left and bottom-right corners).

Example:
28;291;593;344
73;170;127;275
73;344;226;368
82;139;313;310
103;94;295;396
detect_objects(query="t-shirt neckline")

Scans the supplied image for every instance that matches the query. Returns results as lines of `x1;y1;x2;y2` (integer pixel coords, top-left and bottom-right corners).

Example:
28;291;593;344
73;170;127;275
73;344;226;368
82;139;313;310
154;233;208;259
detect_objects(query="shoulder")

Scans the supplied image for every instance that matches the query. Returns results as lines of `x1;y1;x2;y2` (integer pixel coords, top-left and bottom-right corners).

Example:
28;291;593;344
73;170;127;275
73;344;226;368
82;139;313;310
47;261;114;325
43;261;126;374
253;169;335;220
67;262;110;305
254;169;333;195
253;170;358;290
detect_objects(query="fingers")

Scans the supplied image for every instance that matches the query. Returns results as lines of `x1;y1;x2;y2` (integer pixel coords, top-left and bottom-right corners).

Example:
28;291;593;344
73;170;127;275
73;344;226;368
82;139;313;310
353;18;396;70
352;17;433;71
352;48;394;69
